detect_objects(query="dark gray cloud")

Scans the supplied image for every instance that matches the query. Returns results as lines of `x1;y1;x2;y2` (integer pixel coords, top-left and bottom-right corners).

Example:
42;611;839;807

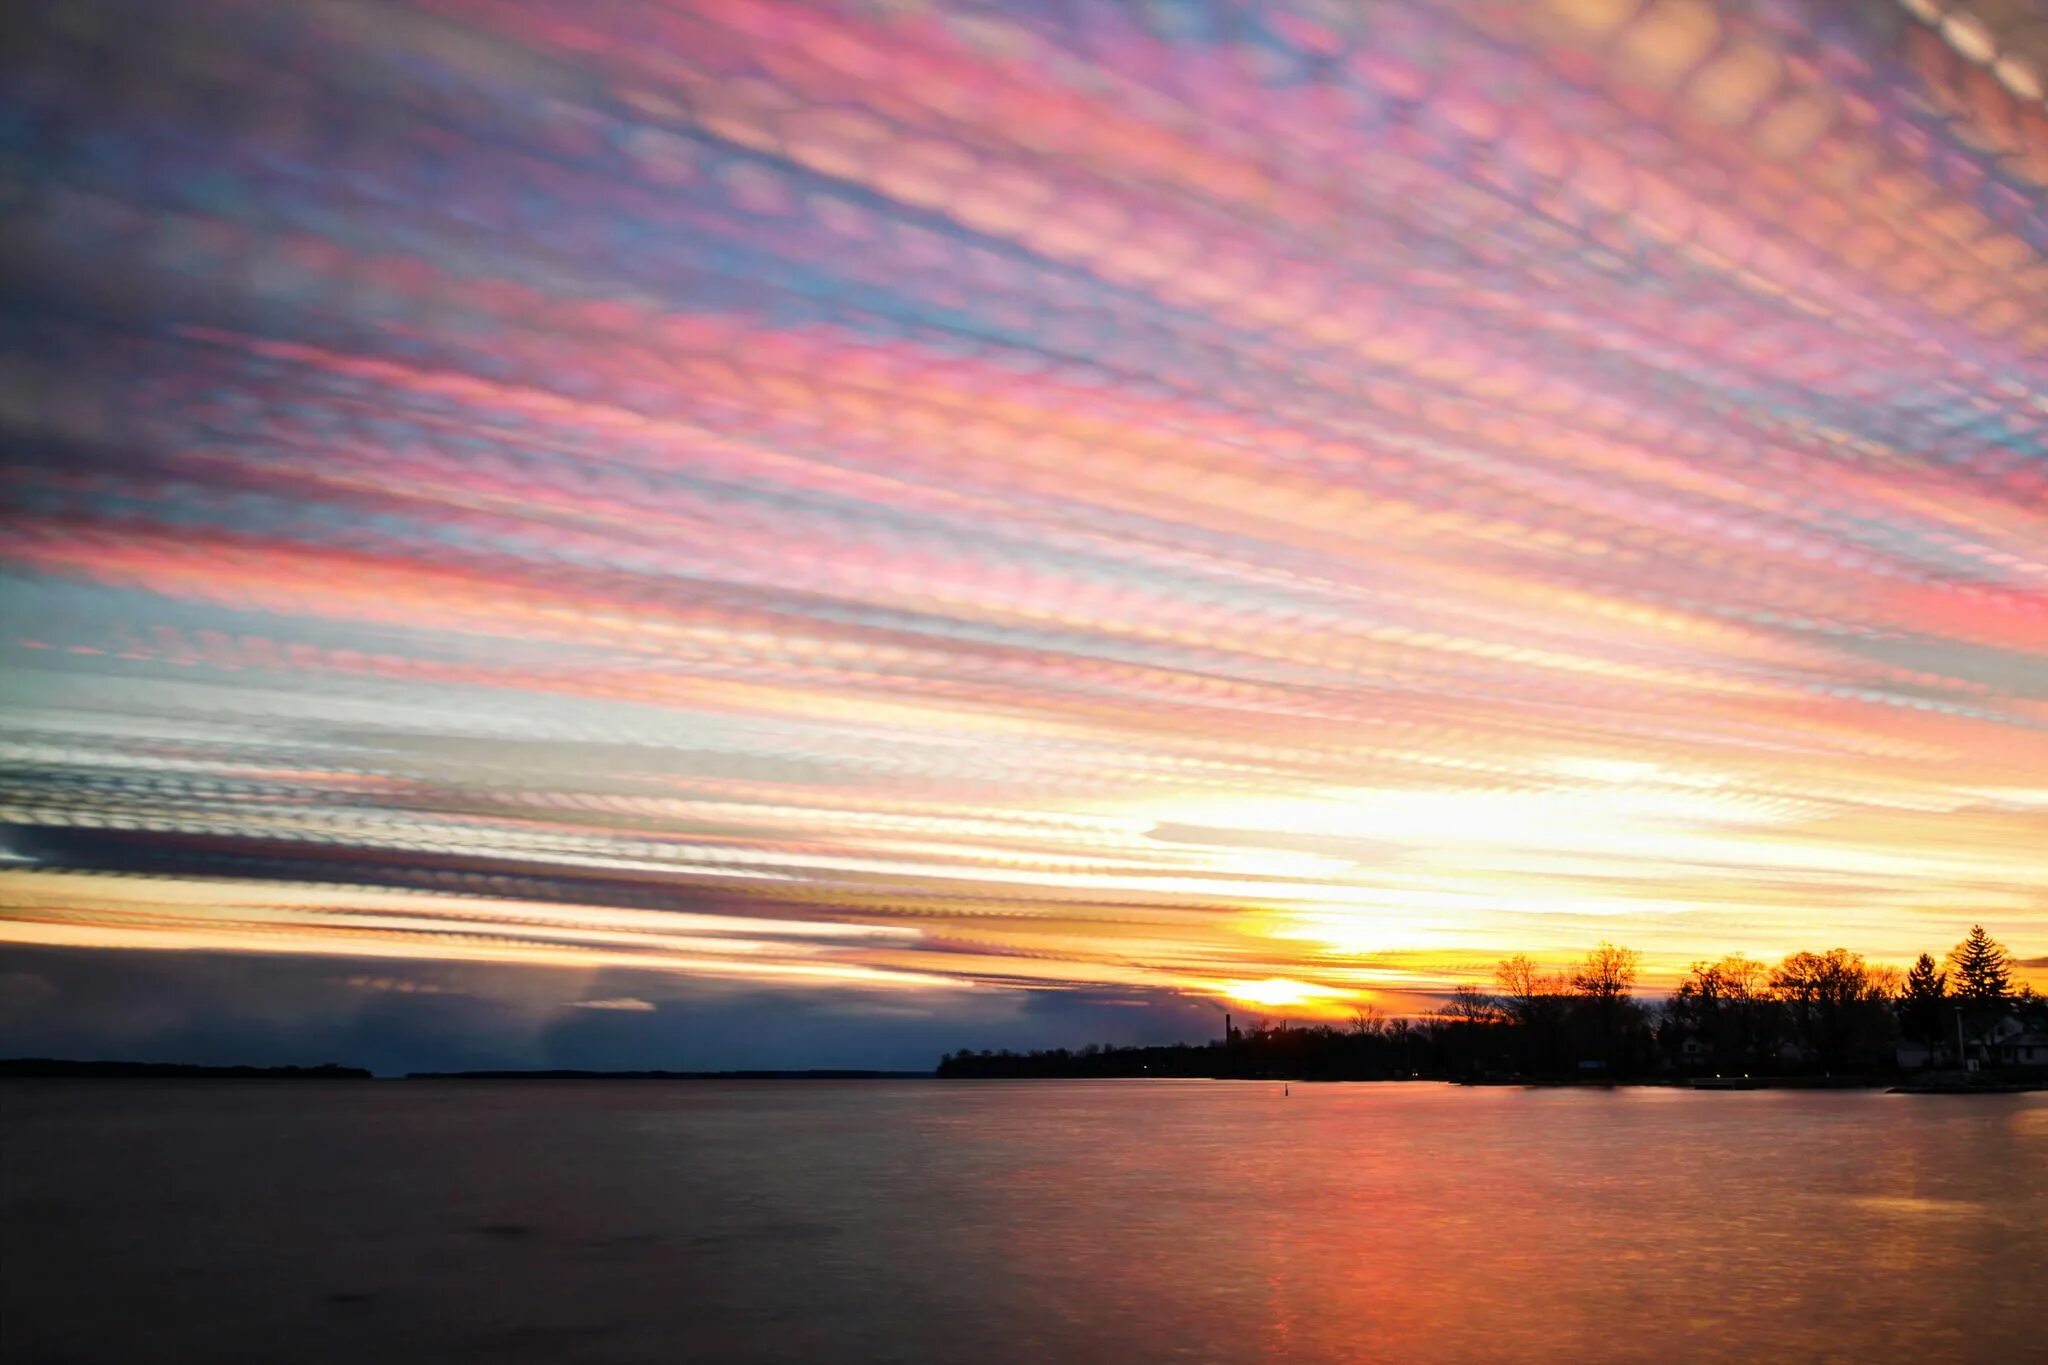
1834;635;2048;701
0;947;1226;1075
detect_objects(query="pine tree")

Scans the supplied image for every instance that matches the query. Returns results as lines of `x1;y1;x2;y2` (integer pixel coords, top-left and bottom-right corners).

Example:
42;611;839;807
1899;953;1948;1046
1946;925;2013;1005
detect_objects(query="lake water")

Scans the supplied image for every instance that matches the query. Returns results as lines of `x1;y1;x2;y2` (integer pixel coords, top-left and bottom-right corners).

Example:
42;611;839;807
3;1081;2043;1363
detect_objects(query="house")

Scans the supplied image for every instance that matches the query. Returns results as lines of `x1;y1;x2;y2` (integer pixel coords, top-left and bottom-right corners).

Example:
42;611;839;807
1897;1013;2048;1071
1960;1014;2048;1070
1989;1029;2048;1068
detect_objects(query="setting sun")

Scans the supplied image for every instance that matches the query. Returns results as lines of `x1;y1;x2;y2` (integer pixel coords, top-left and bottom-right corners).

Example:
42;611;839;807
1216;978;1354;1013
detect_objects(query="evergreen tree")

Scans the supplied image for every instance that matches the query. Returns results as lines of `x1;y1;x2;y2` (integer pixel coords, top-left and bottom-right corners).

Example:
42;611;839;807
1898;953;1948;1047
1946;926;2014;1005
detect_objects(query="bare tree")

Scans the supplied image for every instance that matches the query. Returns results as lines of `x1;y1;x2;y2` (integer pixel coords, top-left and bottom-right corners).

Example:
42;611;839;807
1669;954;1775;1072
1494;953;1569;1074
1570;942;1641;1068
1770;949;1894;1072
1572;942;1639;1002
1440;983;1505;1027
1715;955;1771;1000
1494;954;1564;1022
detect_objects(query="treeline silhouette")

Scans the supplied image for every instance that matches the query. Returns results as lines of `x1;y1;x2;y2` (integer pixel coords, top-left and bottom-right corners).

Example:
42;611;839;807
939;926;2044;1082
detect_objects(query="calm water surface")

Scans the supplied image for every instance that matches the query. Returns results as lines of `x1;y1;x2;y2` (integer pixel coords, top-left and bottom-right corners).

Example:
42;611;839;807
3;1081;2044;1363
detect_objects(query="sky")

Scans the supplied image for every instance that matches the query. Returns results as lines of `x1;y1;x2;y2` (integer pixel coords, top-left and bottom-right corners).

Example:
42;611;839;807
2;0;2046;1069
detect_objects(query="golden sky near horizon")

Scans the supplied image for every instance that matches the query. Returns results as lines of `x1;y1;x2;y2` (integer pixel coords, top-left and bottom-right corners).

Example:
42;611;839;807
3;0;2047;1018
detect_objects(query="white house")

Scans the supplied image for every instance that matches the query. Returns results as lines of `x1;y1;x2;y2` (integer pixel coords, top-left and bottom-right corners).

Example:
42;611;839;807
1967;1014;2048;1069
1899;1013;2048;1071
1989;1028;2048;1068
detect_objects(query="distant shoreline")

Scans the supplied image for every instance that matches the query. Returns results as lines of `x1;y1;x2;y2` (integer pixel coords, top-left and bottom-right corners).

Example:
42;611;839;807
0;1059;373;1080
403;1069;933;1081
0;1059;933;1081
0;1064;937;1080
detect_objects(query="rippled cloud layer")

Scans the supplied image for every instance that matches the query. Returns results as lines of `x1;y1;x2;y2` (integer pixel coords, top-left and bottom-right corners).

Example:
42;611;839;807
2;0;2045;1013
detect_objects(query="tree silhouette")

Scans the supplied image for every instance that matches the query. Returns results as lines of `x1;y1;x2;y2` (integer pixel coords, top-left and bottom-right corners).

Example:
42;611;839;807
941;928;2026;1081
1494;954;1552;1012
1770;949;1895;1072
1946;926;2014;1005
1898;953;1948;1052
1572;942;1638;1001
1493;954;1569;1074
1669;955;1775;1072
1571;942;1640;1067
1441;984;1505;1027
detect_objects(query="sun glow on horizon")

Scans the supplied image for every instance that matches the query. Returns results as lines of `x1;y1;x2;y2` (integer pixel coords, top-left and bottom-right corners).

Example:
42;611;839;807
1215;978;1358;1014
